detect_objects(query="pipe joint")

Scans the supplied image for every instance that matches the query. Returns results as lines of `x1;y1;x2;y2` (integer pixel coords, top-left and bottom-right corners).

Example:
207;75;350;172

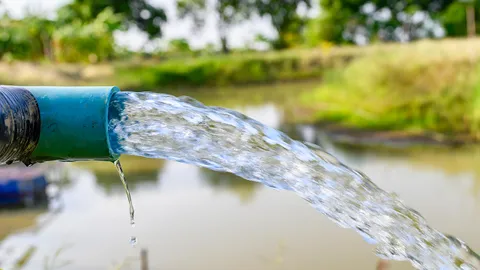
0;86;41;165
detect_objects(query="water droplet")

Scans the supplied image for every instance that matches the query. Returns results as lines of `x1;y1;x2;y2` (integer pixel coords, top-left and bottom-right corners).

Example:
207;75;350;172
130;236;137;246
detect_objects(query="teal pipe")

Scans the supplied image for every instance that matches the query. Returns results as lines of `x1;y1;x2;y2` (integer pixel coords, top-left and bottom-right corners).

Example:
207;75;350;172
25;86;120;163
0;86;120;164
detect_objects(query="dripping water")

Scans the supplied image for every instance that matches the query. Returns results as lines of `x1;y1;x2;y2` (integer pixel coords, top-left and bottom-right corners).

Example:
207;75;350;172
114;159;137;246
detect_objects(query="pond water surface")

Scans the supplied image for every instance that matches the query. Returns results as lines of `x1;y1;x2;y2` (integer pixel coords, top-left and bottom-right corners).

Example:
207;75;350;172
1;82;479;270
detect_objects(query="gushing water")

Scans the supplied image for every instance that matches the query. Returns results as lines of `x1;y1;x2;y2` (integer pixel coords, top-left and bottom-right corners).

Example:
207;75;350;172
113;159;136;246
108;91;480;269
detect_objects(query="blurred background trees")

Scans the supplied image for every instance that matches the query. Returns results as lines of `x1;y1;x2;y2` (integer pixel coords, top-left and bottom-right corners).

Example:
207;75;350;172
255;0;312;49
0;0;167;62
57;0;167;37
0;0;478;62
0;15;54;61
177;0;258;53
54;8;123;62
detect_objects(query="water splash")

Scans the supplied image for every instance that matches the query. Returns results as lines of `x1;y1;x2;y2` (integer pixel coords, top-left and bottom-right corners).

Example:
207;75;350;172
108;92;480;269
113;159;136;245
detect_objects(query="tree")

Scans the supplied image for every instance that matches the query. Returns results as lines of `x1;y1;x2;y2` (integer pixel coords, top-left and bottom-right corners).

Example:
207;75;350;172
254;0;312;49
57;0;167;38
0;15;55;60
316;0;458;44
442;0;480;37
168;38;192;53
53;8;123;62
177;0;253;53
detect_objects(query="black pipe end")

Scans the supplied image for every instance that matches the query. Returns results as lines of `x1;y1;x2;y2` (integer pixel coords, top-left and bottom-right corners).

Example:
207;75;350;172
0;86;41;165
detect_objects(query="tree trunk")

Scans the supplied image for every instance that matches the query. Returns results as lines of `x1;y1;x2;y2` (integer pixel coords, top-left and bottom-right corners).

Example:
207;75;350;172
220;35;229;54
41;32;53;61
467;4;476;37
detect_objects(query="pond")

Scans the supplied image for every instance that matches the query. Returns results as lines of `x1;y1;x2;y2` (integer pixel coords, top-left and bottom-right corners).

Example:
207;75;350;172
1;81;479;270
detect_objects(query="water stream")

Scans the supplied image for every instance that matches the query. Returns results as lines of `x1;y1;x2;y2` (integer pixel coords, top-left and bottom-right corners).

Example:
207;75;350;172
113;160;136;246
107;91;480;270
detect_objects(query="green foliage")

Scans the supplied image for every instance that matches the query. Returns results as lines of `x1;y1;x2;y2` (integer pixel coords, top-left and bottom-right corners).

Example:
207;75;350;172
304;6;352;45
168;38;192;53
53;8;122;62
57;0;167;38
442;1;480;37
177;0;207;27
317;0;457;44
0;15;54;60
304;18;322;47
255;0;312;49
202;43;217;55
442;2;468;37
0;2;131;63
177;0;312;51
113;49;356;89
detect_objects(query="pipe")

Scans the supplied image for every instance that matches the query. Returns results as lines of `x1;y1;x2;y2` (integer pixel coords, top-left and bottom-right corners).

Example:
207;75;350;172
0;85;120;165
0;86;41;165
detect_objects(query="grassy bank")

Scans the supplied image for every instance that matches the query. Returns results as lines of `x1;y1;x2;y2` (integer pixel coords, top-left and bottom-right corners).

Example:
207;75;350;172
301;38;480;140
0;47;358;90
3;38;480;140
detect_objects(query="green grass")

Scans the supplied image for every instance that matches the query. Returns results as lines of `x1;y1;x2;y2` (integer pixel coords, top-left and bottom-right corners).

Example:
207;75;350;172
0;46;359;89
301;38;480;139
114;53;324;89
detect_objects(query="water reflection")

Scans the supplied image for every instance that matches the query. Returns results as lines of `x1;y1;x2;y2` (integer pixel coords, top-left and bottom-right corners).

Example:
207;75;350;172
95;170;159;195
0;210;46;240
198;168;261;204
0;163;68;269
0;164;50;209
169;81;317;110
74;156;165;194
291;123;480;197
324;134;480;197
291;123;480;256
